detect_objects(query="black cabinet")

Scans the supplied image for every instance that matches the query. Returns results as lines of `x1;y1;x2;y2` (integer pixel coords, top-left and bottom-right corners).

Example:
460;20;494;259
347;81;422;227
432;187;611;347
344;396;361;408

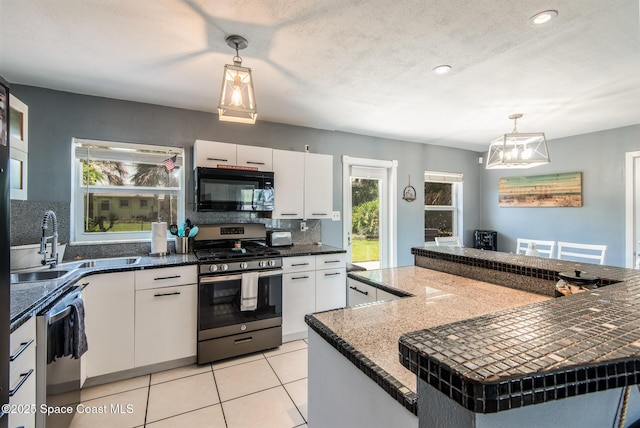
474;230;497;251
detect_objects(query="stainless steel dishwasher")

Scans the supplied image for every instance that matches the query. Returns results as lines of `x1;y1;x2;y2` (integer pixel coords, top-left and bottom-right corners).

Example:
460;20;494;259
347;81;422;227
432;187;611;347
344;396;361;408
36;286;84;428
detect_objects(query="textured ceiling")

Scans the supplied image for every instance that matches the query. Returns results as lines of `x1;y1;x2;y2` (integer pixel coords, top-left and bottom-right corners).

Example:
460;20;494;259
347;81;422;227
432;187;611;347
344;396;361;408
1;0;639;150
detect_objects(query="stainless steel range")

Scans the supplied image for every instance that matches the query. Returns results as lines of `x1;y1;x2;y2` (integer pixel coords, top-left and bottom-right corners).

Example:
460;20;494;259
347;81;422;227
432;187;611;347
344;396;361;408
194;223;283;364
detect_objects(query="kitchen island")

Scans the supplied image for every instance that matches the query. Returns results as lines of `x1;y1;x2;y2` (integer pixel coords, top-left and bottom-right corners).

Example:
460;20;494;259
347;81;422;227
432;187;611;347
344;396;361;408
306;247;640;428
305;265;549;427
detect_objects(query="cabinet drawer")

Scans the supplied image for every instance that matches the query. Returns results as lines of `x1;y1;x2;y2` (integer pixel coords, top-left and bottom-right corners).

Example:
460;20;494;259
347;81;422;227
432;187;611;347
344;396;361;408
135;265;197;290
8;366;36;428
10;317;36;381
194;140;236;168
316;253;346;270
282;256;316;273
347;279;377;307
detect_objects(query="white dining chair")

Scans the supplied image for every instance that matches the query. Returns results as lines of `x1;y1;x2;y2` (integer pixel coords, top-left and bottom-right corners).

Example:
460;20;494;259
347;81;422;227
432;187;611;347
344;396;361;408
516;238;555;258
557;241;607;265
435;236;461;247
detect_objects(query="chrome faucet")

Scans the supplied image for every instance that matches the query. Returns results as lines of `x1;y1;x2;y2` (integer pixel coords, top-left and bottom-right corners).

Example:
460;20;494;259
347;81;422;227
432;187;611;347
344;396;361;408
39;210;59;268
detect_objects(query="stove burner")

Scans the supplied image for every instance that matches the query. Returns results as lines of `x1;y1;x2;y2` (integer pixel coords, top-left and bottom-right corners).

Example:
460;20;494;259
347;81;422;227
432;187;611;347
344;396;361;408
193;240;281;261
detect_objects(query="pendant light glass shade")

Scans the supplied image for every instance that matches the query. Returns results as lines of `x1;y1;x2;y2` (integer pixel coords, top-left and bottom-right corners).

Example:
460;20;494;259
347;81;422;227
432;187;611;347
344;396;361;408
486;115;550;169
218;36;257;124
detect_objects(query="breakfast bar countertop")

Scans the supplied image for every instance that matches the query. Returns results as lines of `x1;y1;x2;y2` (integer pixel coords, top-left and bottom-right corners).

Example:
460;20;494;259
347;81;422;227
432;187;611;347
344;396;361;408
306;265;550;412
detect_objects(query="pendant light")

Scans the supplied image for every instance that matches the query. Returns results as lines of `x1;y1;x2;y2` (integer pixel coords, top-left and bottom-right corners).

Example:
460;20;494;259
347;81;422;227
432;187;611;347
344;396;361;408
485;114;550;169
218;35;257;124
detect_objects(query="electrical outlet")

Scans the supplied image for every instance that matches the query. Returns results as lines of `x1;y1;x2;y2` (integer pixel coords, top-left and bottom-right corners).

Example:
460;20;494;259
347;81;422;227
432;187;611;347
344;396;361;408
300;221;308;232
332;211;341;221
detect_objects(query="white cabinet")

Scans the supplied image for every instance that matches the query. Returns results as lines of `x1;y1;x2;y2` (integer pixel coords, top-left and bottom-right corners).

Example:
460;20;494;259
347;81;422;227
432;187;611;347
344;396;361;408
194;140;273;171
8;317;36;428
282;254;346;342
237;144;273;171
315;253;346;312
347;278;377;306
272;149;305;219
9;94;28;200
304;153;333;219
194;140;237;168
134;283;197;367
347;277;402;307
83;272;135;377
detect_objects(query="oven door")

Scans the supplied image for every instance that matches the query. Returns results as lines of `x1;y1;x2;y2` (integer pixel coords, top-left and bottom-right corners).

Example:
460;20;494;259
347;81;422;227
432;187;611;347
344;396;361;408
198;270;282;338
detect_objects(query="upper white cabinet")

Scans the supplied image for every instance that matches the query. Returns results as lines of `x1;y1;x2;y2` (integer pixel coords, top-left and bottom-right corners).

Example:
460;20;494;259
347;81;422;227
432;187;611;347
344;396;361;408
194;140;273;171
237;144;273;171
304;152;333;219
9;94;28;200
194;140;236;168
272;150;305;219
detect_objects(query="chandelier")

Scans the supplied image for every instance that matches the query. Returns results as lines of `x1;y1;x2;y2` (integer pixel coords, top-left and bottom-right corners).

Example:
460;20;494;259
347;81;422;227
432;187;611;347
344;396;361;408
218;35;257;124
486;114;550;169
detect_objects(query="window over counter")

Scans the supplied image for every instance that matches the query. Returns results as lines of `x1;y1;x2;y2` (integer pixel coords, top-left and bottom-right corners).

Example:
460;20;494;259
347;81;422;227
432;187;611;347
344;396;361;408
71;138;184;243
424;171;463;243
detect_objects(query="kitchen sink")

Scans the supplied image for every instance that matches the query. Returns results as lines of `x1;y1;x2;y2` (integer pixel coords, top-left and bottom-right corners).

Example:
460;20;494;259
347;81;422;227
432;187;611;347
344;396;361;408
75;257;140;269
10;270;70;284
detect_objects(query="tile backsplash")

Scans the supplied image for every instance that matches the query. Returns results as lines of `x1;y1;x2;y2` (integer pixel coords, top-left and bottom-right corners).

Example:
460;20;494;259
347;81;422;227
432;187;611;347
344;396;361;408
10;200;321;262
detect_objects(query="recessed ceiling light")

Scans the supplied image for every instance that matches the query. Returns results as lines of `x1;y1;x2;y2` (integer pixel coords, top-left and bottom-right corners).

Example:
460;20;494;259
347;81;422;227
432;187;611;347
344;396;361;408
432;65;452;75
528;10;558;26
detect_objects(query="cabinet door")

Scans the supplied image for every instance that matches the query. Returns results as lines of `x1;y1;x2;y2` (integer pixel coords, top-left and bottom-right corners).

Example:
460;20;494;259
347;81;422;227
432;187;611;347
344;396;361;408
347;278;376;307
237;145;273;171
304;153;333;219
83;272;135;377
282;272;315;342
194;140;237;168
315;268;346;312
9;317;36;428
135;284;197;367
272;149;305;219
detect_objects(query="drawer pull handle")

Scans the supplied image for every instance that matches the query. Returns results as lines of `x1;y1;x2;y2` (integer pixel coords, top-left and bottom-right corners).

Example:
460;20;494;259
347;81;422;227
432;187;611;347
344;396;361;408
206;157;228;162
154;292;181;297
312;213;328;216
280;213;298;216
292;276;310;280
246;161;265;165
154;275;181;281
324;260;341;264
235;337;253;345
324;272;341;276
291;263;309;266
10;339;34;362
349;286;369;296
9;369;34;397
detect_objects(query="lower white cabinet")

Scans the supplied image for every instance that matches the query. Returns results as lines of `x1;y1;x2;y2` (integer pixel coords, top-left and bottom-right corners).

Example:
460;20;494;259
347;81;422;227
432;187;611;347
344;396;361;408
83;271;135;378
347;278;377;306
8;317;36;428
282;253;346;342
282;272;315;341
134;283;197;367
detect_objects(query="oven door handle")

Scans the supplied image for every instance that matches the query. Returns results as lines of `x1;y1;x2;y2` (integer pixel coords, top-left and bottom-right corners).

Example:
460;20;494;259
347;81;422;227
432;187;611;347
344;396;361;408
199;269;283;283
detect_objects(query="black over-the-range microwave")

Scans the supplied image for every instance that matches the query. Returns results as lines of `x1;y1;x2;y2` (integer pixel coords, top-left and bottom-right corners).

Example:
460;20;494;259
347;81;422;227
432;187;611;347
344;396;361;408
195;167;275;212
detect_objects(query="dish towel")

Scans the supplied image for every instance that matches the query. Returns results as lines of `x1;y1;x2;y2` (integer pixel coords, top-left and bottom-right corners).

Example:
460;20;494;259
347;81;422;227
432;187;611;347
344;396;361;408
65;297;89;359
240;272;259;311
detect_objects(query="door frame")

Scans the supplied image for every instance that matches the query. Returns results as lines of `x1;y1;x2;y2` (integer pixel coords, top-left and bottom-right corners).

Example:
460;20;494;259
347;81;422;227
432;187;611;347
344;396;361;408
342;155;398;268
625;151;640;268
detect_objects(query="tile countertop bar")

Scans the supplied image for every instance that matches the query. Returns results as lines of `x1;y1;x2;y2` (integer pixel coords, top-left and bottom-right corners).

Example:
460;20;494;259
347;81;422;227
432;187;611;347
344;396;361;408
9;245;344;332
399;246;640;414
305;265;550;414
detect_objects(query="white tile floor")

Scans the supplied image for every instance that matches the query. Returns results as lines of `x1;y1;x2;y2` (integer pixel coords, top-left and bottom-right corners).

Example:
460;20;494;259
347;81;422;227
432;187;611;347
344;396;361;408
70;339;309;428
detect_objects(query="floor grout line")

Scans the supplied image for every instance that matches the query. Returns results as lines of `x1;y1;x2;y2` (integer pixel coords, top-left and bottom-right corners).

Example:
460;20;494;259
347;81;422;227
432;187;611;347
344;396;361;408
264;353;307;424
211;365;229;428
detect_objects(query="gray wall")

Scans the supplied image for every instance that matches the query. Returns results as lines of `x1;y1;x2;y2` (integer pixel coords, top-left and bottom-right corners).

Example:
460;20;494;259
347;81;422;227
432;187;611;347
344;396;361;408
11;85;482;266
480;124;640;267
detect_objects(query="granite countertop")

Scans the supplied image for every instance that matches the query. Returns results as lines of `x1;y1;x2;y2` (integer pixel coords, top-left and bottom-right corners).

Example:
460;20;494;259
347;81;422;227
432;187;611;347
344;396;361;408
277;243;345;257
10;253;198;331
306;265;550;413
397;246;640;414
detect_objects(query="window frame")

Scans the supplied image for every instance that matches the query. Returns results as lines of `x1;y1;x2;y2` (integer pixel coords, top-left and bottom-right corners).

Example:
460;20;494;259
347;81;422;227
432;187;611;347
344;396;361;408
424;171;463;243
71;138;185;244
